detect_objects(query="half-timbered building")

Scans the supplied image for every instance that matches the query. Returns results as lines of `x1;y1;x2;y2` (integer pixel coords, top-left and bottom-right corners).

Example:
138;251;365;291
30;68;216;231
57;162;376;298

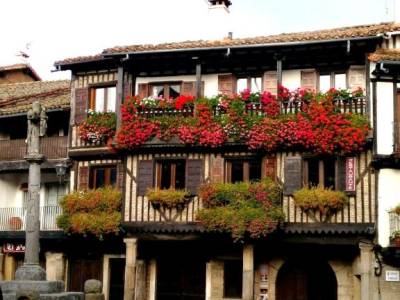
53;2;400;299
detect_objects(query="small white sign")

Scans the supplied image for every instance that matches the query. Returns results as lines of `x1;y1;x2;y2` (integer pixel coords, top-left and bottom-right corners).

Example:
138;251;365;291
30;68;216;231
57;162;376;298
385;270;400;282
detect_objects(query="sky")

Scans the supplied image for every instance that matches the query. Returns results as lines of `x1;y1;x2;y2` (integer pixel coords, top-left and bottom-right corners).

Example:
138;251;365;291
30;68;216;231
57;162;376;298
0;0;396;80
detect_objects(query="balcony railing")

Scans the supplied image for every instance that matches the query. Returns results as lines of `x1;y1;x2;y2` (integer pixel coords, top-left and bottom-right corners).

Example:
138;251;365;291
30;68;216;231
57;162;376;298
0;206;62;231
0;136;68;161
389;211;400;237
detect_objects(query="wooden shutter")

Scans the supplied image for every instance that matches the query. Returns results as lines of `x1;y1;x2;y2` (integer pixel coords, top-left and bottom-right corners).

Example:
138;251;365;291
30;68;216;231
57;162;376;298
123;82;132;102
336;157;347;191
263;156;276;180
186;159;203;195
74;87;89;124
137;160;154;196
283;156;302;195
218;74;236;96
263;71;277;95
301;70;317;90
117;162;125;191
182;81;205;97
210;154;224;183
138;83;149;99
78;166;89;190
348;66;366;91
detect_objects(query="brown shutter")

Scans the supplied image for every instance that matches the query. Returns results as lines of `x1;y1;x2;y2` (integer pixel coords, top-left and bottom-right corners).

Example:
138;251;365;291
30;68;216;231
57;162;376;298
117;162;125;191
348;66;366;91
336;157;346;191
210;154;224;183
181;81;205;98
283;156;302;195
137;160;154;196
138;83;149;99
186;159;203;195
301;70;317;90
74;87;89;124
123;82;132;102
263;156;276;180
263;71;277;95
218;74;236;96
79;166;89;190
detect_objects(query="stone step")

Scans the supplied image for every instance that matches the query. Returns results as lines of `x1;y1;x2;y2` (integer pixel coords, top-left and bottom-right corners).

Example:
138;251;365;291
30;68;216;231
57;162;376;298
0;280;65;294
1;292;84;300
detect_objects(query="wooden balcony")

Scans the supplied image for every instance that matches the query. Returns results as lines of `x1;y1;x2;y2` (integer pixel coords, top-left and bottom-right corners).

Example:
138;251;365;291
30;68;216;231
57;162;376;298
70;125;108;149
0;206;62;231
0;136;68;161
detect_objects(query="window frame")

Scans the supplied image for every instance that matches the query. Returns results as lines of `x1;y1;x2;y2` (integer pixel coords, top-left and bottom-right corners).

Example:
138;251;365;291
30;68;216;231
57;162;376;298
89;83;117;113
89;164;117;189
225;157;262;183
303;157;338;190
236;76;263;93
149;81;182;99
155;159;186;190
318;70;348;92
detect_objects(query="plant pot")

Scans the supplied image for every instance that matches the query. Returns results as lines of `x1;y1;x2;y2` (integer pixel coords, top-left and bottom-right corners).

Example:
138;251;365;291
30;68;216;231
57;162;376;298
9;217;22;230
391;236;400;247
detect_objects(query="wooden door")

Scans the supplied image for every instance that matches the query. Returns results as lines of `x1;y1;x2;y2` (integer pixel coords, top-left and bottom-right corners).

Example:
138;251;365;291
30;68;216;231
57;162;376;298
276;260;337;300
157;258;205;300
69;259;102;292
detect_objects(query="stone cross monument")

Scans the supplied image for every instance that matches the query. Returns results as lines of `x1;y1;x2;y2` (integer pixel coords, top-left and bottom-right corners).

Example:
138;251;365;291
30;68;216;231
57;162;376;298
14;101;47;281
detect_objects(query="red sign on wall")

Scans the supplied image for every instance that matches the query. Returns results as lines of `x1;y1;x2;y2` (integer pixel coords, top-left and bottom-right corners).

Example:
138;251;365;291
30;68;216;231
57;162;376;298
2;243;25;253
345;157;356;192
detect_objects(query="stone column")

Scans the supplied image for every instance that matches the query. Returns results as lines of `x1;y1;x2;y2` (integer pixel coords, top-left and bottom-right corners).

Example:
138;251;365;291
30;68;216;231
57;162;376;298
148;260;157;300
15;102;47;281
359;242;373;300
3;254;16;280
0;250;4;281
45;252;65;281
124;238;138;300
242;244;254;300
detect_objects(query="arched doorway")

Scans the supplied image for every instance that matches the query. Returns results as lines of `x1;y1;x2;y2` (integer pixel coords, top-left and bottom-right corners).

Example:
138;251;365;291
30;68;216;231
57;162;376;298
276;260;337;300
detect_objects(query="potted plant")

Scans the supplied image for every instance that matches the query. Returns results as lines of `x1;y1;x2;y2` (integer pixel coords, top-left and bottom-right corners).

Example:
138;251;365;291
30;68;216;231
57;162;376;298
390;204;400;215
9;216;22;230
293;186;349;222
146;188;191;210
79;111;116;144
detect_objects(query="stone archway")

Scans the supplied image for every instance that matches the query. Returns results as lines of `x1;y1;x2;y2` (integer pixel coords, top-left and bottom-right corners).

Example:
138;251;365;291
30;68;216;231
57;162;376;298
276;259;338;300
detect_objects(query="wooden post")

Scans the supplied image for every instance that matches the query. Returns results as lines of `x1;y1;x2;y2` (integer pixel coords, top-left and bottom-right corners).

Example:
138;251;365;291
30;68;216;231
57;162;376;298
124;238;138;300
242;244;254;300
276;55;283;94
116;66;124;132
196;63;202;99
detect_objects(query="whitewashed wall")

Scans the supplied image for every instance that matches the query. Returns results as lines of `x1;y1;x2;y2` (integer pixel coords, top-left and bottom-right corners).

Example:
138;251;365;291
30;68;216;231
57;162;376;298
376;82;394;155
378;169;400;246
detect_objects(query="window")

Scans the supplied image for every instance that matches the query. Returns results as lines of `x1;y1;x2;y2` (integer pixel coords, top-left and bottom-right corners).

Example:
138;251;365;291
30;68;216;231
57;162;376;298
89;86;116;112
45;183;66;206
237;77;262;93
150;83;181;99
89;165;117;189
305;157;336;189
224;259;242;298
319;72;347;92
226;159;261;183
156;160;185;189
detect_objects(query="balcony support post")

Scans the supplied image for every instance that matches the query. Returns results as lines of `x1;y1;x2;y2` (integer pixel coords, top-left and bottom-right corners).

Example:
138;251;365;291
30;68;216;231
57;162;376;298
196;62;202;99
45;252;64;281
15;101;46;281
242;244;254;300
116;65;124;133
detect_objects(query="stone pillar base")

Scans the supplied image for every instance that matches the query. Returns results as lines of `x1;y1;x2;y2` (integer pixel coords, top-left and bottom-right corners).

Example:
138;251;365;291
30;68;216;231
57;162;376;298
15;264;46;281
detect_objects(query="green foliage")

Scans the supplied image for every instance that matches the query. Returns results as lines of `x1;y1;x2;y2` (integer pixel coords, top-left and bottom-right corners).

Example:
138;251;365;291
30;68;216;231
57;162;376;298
57;187;122;239
293;186;348;222
197;178;284;241
85;111;116;129
146;188;190;209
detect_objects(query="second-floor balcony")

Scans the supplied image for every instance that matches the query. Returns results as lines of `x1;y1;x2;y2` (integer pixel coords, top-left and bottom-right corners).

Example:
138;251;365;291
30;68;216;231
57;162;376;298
0;136;68;161
0;206;62;231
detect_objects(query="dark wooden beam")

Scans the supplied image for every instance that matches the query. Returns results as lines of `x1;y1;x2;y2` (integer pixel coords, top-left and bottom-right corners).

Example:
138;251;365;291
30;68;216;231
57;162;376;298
116;66;124;131
195;63;202;99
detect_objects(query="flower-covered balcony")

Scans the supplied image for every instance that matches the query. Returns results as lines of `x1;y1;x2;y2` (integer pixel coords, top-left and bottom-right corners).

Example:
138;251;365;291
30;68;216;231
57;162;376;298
113;86;369;152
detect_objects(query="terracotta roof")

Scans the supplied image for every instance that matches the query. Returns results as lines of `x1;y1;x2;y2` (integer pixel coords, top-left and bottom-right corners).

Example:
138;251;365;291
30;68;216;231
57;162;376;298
55;22;400;66
368;48;400;62
0;80;70;116
0;63;41;81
